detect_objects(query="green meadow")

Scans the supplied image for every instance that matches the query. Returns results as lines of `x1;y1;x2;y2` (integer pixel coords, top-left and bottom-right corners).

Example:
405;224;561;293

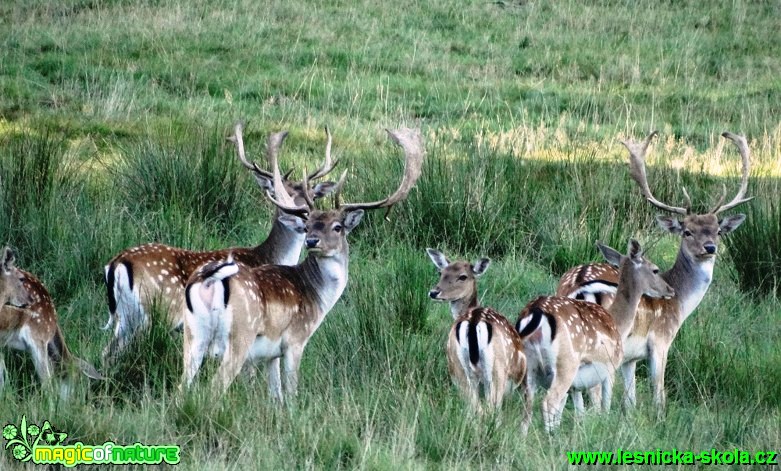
1;0;779;468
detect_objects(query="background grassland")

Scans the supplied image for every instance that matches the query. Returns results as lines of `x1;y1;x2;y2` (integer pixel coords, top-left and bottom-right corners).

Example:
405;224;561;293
0;0;779;469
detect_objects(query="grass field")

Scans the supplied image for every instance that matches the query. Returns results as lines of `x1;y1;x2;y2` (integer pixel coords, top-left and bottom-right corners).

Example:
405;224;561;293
1;0;780;468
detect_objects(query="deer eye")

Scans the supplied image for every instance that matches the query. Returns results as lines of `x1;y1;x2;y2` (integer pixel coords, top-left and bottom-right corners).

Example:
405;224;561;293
458;274;468;281
333;224;343;233
653;269;659;274
683;230;693;237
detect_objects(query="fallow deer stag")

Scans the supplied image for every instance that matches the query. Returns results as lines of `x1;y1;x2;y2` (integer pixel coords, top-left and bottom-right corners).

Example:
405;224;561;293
102;123;339;361
426;249;531;430
0;247;103;396
516;240;673;432
180;127;425;399
556;131;751;412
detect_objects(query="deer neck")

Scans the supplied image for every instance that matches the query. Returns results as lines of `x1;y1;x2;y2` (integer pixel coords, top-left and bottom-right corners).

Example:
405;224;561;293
253;213;305;266
663;247;715;322
449;290;478;319
298;249;350;316
608;265;644;340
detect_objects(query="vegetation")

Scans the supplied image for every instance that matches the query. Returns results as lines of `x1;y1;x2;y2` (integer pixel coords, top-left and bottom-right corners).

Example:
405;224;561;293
1;0;779;468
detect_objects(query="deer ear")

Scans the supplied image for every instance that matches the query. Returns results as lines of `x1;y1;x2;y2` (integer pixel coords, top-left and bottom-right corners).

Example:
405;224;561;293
472;258;491;276
252;173;275;193
2;246;16;273
718;214;746;235
343;210;364;233
311;181;338;199
425;248;449;271
277;213;306;234
596;241;622;267
656;215;683;234
627;239;643;261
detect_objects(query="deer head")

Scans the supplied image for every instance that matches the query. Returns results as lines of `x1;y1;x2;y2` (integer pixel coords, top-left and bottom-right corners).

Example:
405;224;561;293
0;246;31;308
623;131;752;261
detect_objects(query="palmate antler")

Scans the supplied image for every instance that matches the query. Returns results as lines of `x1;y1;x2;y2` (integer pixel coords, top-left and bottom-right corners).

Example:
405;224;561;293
335;127;425;214
710;132;753;214
623;131;690;215
264;127;425;219
623;131;753;215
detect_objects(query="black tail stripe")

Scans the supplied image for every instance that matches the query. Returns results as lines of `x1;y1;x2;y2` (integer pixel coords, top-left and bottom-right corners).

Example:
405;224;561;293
486;322;493;344
222;279;231;307
201;261;236;280
545;312;557;340
516;307;543;337
105;264;117;315
594;292;604;305
467;322;480;365
121;260;134;291
185;283;194;313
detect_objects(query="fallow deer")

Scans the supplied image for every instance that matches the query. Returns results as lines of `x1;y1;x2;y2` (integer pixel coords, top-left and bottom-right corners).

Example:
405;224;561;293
516;240;673;432
102;123;339;361
180;127;425;399
0;247;103;396
426;249;531;430
556;132;751;412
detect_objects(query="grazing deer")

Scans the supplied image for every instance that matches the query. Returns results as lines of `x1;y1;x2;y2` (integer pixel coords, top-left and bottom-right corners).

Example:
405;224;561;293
180;127;425;399
556;132;751;412
0;247;103;396
426;249;531;429
516;240;673;432
102;123;339;361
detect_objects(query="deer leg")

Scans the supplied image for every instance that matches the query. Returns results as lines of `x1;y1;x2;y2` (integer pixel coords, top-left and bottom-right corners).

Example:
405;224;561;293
29;340;53;387
181;329;209;390
620;360;638;410
648;343;669;416
520;376;534;435
571;390;585;419
600;368;615;412
0;354;6;390
214;333;253;394
542;362;577;433
282;345;305;398
267;357;283;402
587;384;602;411
488;367;506;411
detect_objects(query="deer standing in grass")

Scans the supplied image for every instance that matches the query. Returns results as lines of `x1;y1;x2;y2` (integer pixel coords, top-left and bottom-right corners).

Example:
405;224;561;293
180;127;425;399
102;123;339;361
556;132;751;412
516;240;673;432
0;247;103;396
426;249;531;430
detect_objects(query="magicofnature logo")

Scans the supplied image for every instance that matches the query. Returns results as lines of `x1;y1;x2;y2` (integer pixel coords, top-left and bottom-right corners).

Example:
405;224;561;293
3;416;180;467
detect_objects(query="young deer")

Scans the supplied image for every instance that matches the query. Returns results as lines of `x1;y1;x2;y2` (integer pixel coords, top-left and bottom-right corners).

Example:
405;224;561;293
102;123;339;361
180;127;425;399
0;247;103;396
516;240;673;432
426;249;530;428
556;132;751;412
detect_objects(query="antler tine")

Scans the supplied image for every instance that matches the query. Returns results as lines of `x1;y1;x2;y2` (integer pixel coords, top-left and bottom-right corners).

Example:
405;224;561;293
301;166;316;210
339;127;425;212
263;130;311;217
332;170;348;209
307;126;340;181
228;122;273;178
622;131;689;215
711;132;754;214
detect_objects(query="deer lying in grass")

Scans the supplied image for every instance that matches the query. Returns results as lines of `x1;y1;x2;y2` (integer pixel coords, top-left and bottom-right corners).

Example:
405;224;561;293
516;240;673;432
0;247;103;396
180;127;425;399
556;132;751;412
102;123;339;362
426;249;531;429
